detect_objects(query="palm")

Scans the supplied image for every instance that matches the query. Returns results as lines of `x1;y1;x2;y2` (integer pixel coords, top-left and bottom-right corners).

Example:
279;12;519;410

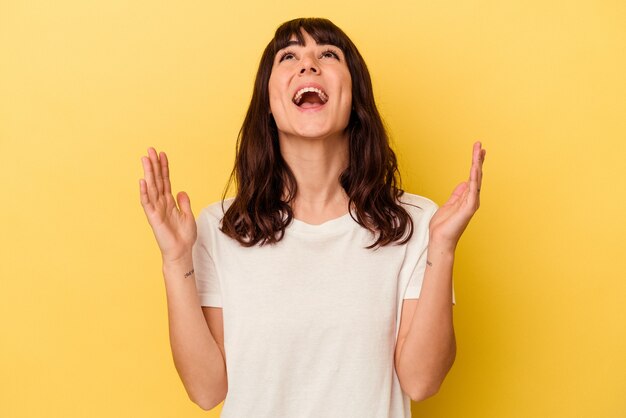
429;142;486;249
140;148;197;262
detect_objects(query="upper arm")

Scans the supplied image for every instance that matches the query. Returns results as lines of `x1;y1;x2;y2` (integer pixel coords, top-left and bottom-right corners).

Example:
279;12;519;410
395;299;418;373
202;307;226;364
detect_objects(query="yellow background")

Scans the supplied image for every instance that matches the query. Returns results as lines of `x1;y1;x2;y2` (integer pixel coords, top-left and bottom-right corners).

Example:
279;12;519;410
1;0;625;417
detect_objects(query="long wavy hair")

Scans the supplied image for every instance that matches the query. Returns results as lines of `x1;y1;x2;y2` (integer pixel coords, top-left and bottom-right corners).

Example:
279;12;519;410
219;17;418;250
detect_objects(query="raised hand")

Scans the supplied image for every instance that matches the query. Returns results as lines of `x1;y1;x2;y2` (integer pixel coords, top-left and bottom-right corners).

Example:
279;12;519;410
139;147;197;264
428;141;486;251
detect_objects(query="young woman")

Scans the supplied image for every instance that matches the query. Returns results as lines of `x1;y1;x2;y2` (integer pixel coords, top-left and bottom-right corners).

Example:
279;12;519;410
139;17;485;418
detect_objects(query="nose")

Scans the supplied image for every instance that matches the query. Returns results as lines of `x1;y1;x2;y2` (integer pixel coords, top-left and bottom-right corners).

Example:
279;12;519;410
299;65;318;74
299;53;319;75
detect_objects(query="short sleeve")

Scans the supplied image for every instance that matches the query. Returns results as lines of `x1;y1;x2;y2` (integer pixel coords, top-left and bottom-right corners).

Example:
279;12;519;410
403;201;456;305
191;209;223;307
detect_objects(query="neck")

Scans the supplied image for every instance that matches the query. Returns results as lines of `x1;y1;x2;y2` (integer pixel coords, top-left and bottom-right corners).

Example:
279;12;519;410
278;131;350;219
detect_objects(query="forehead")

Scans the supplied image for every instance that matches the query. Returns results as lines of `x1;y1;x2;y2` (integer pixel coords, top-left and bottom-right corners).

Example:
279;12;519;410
273;28;345;53
288;31;317;44
279;37;336;51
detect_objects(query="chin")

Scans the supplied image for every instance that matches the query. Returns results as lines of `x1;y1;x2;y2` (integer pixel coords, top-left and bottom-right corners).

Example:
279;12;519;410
295;127;333;138
291;121;349;139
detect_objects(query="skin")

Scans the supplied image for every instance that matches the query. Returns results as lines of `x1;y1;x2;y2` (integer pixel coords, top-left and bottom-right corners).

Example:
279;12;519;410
395;142;485;400
430;141;486;249
139;30;486;403
268;29;353;223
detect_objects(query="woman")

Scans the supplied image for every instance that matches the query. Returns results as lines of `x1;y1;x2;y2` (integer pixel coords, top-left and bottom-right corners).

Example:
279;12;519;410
139;17;485;418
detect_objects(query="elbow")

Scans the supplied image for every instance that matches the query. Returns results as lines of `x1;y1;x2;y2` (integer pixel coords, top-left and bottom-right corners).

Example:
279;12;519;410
399;374;440;403
397;342;456;403
408;383;440;403
408;358;456;402
195;400;219;412
191;383;228;411
193;397;216;411
192;390;226;411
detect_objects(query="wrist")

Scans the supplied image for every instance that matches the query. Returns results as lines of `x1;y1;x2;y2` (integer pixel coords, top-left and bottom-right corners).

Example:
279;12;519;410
425;244;455;273
427;238;457;256
162;252;193;271
161;246;193;263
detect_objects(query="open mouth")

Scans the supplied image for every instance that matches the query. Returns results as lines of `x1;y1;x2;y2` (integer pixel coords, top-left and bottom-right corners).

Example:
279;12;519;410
292;87;329;109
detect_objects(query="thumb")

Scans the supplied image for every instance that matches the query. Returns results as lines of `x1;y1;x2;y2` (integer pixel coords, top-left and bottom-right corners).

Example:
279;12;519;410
176;191;194;217
447;182;468;205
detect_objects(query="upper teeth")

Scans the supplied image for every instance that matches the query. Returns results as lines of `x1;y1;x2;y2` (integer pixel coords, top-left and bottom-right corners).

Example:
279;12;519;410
293;87;328;105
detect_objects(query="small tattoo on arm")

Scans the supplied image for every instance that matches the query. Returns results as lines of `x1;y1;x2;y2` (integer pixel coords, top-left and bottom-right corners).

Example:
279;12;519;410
184;268;195;278
426;260;433;267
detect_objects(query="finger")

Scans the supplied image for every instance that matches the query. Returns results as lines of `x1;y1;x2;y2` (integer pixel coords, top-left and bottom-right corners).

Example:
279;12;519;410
478;149;487;184
468;142;481;197
148;147;164;196
467;142;484;210
139;178;151;208
446;181;467;206
160;151;172;196
468;141;481;180
176;191;194;218
141;156;159;203
477;148;485;193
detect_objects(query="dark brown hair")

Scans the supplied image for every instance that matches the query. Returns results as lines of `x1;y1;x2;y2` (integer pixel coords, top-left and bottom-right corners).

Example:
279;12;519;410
219;17;418;249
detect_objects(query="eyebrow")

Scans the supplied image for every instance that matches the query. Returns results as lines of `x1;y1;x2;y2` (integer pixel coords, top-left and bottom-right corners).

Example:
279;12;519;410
281;40;338;49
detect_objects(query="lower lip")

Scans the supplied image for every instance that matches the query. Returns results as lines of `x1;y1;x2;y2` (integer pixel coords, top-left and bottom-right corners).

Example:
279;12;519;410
293;102;327;113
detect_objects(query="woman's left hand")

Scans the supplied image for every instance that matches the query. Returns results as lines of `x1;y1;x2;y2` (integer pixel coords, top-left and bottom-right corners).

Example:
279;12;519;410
428;141;486;251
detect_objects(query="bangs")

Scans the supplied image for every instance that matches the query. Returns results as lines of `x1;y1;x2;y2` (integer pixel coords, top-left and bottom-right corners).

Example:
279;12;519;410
272;18;351;55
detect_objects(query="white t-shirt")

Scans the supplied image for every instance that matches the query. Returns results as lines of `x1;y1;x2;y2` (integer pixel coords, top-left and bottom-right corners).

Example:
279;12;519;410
192;192;455;418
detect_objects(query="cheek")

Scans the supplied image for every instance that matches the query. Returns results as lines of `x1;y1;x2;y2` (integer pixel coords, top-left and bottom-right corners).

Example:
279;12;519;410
268;91;282;117
267;78;277;103
268;76;288;110
342;75;353;108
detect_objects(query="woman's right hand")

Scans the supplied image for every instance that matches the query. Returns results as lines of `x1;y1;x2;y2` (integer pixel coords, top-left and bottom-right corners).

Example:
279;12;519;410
139;147;197;264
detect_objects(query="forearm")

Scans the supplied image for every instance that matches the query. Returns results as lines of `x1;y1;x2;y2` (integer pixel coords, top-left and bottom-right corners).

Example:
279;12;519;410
162;254;227;409
397;243;456;398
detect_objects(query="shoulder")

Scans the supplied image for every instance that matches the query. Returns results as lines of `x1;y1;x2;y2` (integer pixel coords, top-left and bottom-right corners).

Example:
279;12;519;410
198;197;236;225
396;191;439;222
195;197;237;245
394;191;438;246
